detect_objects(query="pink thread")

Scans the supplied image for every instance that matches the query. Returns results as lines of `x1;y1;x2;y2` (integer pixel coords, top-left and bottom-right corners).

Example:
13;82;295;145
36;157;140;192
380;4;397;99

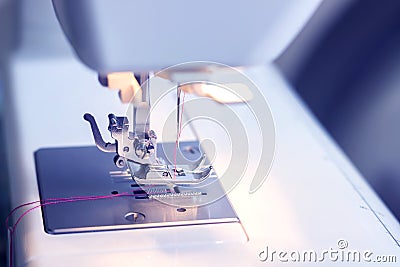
4;195;110;229
6;192;132;267
5;200;40;229
173;91;186;179
6;91;187;266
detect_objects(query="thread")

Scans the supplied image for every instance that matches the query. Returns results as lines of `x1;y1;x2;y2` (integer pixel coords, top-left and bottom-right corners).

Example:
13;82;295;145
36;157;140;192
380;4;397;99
173;91;186;179
6;192;133;267
6;86;187;266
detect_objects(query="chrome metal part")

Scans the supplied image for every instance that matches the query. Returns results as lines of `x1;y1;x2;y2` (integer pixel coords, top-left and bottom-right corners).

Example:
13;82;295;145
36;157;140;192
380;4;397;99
83;113;116;152
35;144;238;234
83;78;212;184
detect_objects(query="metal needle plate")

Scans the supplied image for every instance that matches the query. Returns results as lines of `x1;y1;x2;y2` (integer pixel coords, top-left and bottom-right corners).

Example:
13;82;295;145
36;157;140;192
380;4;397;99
35;142;239;234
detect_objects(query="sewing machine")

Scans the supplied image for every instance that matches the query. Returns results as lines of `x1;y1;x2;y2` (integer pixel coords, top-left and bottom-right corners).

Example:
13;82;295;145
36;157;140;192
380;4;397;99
5;0;400;266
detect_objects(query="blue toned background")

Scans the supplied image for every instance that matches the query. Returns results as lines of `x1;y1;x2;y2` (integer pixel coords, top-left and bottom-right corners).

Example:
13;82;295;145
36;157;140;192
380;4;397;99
0;0;14;265
276;0;400;219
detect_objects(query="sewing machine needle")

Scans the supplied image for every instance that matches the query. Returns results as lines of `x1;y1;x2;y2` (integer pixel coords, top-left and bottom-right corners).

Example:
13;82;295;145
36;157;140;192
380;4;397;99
177;85;181;137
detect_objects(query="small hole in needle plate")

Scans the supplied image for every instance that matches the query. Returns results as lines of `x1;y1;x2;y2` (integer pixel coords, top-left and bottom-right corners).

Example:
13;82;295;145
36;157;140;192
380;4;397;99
125;212;145;222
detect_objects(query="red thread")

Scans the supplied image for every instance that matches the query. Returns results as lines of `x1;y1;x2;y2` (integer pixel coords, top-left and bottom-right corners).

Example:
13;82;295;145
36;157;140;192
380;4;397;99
6;88;188;266
173;91;186;179
6;192;132;267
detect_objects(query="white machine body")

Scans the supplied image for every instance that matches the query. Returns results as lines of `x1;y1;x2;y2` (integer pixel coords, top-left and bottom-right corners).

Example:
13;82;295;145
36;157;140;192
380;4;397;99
52;0;321;72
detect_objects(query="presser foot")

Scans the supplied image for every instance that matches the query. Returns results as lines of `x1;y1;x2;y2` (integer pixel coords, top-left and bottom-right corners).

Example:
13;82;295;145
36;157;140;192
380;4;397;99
126;151;213;185
84;113;213;185
126;161;213;185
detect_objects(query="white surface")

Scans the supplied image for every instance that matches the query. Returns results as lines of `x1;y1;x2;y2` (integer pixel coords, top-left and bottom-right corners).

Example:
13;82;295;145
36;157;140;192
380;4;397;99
5;56;400;265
